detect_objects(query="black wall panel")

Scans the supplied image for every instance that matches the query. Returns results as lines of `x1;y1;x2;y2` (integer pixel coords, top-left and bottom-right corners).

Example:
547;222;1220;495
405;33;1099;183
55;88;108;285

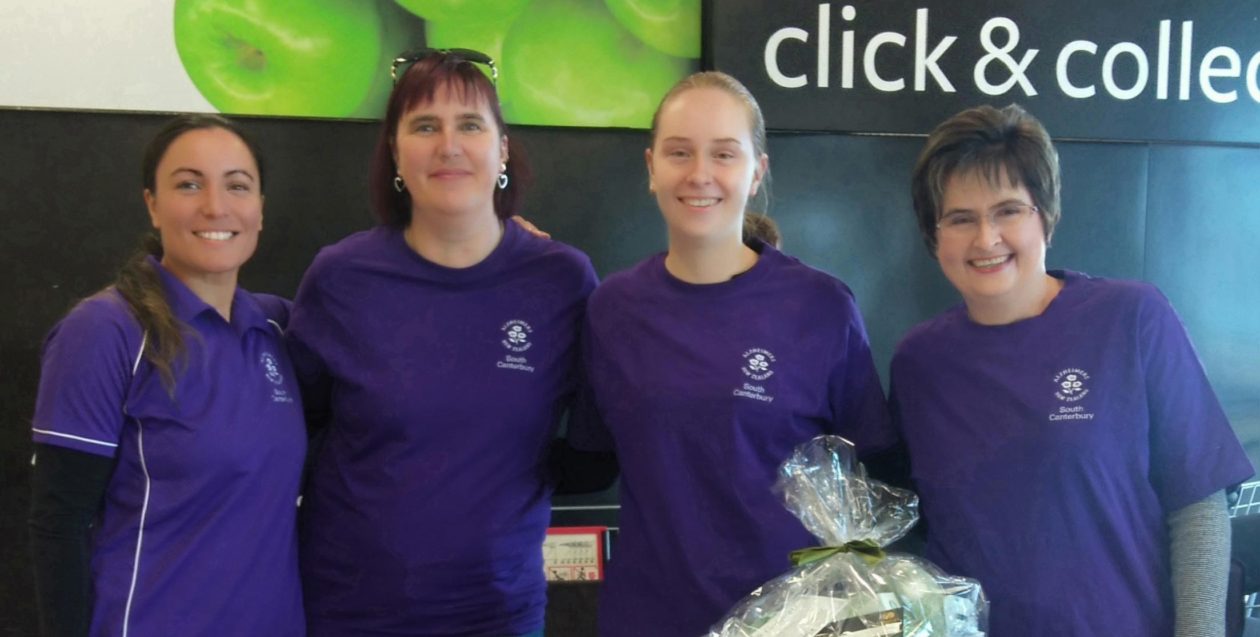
1051;143;1149;281
1;108;1256;635
768;133;950;379
1144;145;1260;466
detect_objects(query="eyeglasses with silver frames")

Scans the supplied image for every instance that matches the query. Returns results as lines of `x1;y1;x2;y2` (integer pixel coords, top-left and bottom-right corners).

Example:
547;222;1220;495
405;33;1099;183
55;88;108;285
936;202;1039;238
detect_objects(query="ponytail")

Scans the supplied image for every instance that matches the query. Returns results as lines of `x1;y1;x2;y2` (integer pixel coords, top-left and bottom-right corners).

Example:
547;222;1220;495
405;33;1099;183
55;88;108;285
742;212;781;249
113;232;185;393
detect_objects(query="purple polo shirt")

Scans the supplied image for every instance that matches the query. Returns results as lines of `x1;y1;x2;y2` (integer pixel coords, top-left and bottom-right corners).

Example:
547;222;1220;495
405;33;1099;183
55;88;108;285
31;259;307;637
570;243;892;637
889;270;1254;637
288;222;597;635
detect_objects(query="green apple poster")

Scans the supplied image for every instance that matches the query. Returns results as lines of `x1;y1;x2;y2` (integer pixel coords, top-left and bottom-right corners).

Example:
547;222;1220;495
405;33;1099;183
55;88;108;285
0;0;700;128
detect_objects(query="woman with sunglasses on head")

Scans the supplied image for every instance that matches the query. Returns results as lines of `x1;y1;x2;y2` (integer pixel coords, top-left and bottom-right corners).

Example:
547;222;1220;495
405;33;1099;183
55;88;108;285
28;114;306;637
887;104;1253;636
287;48;597;637
564;71;893;636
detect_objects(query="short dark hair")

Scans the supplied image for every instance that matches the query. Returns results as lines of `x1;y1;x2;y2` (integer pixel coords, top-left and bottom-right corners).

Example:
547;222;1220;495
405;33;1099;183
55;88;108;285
142;113;265;194
369;52;528;226
911;104;1060;254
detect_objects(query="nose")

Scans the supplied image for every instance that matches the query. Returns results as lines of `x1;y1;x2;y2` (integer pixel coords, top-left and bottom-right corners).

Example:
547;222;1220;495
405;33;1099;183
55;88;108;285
686;157;712;185
973;213;1002;246
437;129;461;158
199;186;228;218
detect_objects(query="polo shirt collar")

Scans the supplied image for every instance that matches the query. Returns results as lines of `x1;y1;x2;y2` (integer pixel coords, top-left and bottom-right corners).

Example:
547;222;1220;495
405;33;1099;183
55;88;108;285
147;256;270;334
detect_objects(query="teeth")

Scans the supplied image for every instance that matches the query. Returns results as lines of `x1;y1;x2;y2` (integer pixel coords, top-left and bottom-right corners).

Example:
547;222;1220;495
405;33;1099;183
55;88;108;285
195;231;234;241
683;198;718;207
971;255;1010;267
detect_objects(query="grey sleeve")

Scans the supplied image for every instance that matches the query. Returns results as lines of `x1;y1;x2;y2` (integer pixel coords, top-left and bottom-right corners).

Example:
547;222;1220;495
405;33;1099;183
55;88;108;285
1168;490;1230;637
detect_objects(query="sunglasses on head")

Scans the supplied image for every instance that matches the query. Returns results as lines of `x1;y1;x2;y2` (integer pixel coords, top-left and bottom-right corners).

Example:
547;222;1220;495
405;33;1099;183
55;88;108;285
390;47;498;85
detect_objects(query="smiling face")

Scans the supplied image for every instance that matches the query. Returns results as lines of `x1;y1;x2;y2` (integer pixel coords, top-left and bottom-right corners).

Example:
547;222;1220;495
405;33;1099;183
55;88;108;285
393;81;508;222
646;87;767;245
935;168;1051;319
144;127;263;289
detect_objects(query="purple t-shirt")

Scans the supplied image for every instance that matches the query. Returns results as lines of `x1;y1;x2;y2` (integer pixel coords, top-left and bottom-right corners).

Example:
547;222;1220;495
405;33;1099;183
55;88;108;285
288;222;597;635
889;270;1254;637
570;243;892;637
31;260;306;637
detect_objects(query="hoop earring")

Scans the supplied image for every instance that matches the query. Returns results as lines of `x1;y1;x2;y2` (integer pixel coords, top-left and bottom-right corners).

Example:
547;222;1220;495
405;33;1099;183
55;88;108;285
497;163;509;190
393;175;405;192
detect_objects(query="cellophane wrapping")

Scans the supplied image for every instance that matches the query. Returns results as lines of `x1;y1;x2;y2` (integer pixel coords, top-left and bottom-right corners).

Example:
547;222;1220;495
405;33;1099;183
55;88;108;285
708;436;988;637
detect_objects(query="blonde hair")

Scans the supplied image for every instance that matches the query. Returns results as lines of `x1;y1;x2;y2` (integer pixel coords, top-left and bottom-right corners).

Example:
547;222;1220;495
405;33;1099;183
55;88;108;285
649;71;772;217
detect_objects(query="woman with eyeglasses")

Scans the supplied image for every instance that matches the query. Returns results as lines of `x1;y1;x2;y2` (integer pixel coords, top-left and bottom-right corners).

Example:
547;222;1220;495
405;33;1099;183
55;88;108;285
287;48;596;636
887;104;1253;636
28;114;305;636
563;71;893;637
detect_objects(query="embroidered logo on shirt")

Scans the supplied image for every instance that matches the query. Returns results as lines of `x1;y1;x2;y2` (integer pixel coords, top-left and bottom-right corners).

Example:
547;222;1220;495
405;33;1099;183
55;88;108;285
1048;368;1095;421
260;352;284;385
501;319;534;353
497;355;536;373
741;348;776;381
1052;368;1090;402
496;319;536;372
260;352;294;403
733;382;775;403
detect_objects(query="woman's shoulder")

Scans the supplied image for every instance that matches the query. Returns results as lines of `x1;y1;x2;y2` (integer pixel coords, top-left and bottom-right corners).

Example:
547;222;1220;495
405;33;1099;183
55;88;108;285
1057;270;1170;319
763;248;861;308
497;228;598;306
589;253;662;307
310;226;392;266
891;304;968;364
297;227;404;291
514;230;597;278
246;293;292;331
43;288;144;363
58;289;140;337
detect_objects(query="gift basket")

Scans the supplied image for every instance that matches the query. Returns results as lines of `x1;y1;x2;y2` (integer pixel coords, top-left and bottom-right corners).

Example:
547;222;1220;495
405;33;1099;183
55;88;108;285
709;436;987;637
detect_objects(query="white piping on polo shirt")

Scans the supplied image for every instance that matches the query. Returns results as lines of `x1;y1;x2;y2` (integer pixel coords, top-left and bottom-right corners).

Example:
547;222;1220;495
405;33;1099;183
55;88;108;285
130;333;145;376
29;429;118;448
117;320;283;635
121;331;149;637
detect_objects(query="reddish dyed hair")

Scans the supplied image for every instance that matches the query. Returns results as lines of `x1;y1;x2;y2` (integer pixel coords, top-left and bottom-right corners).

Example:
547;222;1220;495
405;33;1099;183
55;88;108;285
369;53;530;225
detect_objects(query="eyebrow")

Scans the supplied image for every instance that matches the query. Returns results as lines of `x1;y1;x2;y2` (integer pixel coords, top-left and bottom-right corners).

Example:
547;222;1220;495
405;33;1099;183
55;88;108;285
659;136;745;145
169;167;256;182
943;198;1029;215
405;112;488;125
